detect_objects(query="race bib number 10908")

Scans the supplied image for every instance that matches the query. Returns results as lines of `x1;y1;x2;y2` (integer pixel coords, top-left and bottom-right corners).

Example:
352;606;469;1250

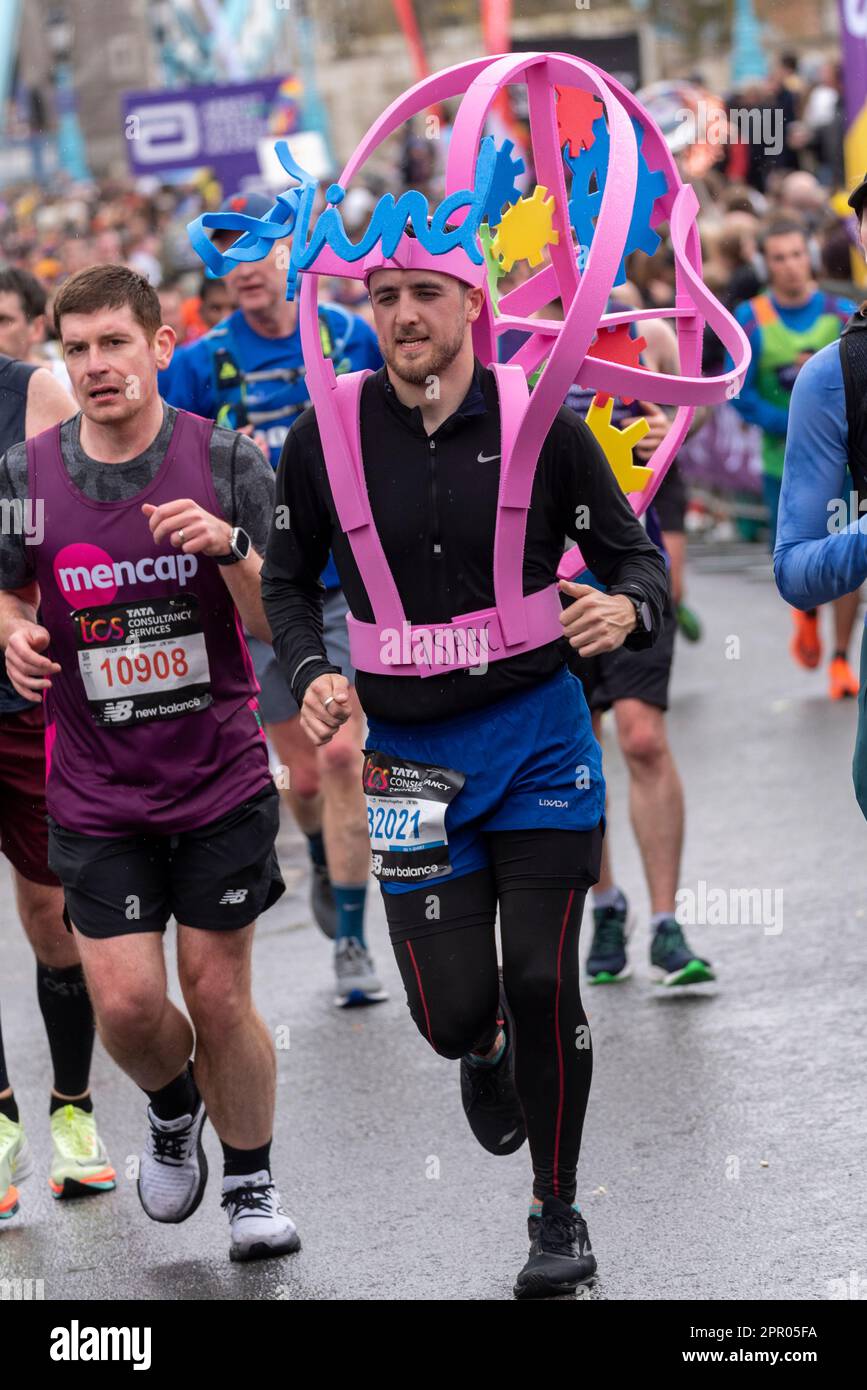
73;595;212;727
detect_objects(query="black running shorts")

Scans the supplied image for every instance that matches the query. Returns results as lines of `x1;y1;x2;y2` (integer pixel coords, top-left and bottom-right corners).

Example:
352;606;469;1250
569;601;677;713
651;462;687;534
47;783;285;939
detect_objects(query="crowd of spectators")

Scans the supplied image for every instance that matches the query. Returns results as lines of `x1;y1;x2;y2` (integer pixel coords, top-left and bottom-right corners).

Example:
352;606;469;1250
0;47;861;536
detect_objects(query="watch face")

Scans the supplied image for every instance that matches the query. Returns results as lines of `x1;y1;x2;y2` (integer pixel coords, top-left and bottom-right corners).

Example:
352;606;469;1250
233;528;251;560
639;601;651;631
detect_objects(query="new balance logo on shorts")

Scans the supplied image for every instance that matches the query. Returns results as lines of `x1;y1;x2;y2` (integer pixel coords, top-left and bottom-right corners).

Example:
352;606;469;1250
219;888;249;905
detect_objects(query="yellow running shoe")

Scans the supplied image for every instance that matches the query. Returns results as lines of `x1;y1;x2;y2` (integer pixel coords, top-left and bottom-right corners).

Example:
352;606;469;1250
49;1103;116;1199
0;1112;33;1220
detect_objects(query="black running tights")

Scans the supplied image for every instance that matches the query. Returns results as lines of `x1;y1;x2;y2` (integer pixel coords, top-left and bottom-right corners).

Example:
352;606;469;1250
381;828;601;1205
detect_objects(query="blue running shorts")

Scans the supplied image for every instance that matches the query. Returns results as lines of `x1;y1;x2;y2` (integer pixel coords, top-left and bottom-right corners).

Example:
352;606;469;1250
365;666;605;895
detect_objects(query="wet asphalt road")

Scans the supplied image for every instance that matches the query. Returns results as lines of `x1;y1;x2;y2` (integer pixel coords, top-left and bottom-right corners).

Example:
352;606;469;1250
1;545;866;1301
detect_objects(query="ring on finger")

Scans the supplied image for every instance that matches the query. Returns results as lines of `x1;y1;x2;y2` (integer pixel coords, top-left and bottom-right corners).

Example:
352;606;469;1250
177;528;186;545
323;695;335;710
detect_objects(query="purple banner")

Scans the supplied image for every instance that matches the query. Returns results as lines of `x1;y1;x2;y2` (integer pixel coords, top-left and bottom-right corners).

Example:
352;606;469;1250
839;2;867;213
122;77;301;186
839;2;867;128
677;404;763;496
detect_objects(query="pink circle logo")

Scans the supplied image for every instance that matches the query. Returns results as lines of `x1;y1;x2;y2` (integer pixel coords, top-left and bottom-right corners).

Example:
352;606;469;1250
53;543;118;608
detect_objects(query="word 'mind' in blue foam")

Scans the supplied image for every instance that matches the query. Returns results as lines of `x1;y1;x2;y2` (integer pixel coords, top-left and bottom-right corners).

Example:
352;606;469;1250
187;136;499;299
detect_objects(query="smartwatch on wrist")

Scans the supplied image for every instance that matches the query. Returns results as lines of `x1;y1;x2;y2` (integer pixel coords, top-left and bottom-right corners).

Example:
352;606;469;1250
214;527;252;566
624;592;652;635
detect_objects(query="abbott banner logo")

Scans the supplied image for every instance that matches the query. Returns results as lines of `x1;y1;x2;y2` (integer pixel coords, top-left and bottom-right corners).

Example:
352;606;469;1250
127;101;199;163
53;542;198;608
50;1320;152;1370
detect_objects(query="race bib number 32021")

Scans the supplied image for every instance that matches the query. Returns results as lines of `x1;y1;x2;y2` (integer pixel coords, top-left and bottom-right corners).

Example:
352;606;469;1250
73;595;212;727
362;749;465;884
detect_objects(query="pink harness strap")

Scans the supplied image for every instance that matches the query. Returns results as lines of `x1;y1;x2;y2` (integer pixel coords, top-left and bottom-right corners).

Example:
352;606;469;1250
320;367;406;633
321;367;563;678
490;360;554;650
346;584;565;679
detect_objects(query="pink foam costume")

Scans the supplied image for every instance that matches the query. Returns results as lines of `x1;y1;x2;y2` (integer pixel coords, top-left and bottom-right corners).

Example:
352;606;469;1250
193;52;751;680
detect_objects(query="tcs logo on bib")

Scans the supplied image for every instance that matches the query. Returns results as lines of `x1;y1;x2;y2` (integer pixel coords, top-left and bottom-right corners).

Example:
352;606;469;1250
364;763;390;792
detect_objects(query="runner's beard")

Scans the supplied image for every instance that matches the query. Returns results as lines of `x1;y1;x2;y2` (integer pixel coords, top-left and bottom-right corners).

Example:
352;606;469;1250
385;321;466;386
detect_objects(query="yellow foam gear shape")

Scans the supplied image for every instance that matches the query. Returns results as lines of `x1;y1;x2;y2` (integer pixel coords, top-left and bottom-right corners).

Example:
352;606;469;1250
584;396;653;495
491;185;560;272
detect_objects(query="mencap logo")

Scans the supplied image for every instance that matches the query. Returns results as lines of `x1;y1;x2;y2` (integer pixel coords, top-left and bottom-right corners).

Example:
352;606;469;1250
53;543;198;609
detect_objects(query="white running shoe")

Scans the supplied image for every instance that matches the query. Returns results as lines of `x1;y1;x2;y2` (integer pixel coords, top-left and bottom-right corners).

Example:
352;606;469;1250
221;1170;301;1262
0;1114;33;1221
334;936;389;1008
137;1101;208;1224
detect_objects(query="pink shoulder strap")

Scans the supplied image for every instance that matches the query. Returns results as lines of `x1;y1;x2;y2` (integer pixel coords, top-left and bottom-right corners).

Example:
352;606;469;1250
326;371;407;632
489;361;534;648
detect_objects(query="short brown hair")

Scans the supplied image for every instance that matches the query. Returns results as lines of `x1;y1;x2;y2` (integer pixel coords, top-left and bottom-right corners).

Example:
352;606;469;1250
759;218;808;254
53;264;162;339
0;267;47;320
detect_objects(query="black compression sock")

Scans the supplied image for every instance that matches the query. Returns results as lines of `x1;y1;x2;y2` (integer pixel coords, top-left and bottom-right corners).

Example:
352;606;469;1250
50;1093;93;1116
306;830;327;869
36;961;95;1098
221;1139;272;1179
145;1064;199;1122
0;1092;19;1124
834;649;847;662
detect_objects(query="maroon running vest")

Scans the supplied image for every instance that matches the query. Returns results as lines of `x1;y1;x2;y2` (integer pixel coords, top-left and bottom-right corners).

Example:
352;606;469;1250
27;409;271;835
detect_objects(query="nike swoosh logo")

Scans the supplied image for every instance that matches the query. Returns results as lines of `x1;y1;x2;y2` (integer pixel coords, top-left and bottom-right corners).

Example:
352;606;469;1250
499;1127;519;1145
477;452;501;463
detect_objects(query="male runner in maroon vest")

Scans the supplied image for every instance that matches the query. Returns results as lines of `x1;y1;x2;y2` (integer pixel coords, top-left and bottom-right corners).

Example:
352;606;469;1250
0;265;298;1262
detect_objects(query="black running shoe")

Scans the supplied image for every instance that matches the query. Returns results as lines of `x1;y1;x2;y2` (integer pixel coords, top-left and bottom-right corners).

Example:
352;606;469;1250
459;978;526;1156
513;1196;597;1300
650;917;715;989
586;898;631;984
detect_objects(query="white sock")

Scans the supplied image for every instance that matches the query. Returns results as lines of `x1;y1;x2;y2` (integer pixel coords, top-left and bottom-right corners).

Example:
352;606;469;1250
594;886;627;913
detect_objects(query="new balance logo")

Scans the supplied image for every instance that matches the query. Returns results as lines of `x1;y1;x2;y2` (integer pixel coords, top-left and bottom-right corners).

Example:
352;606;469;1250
103;701;134;722
219;888;249;905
